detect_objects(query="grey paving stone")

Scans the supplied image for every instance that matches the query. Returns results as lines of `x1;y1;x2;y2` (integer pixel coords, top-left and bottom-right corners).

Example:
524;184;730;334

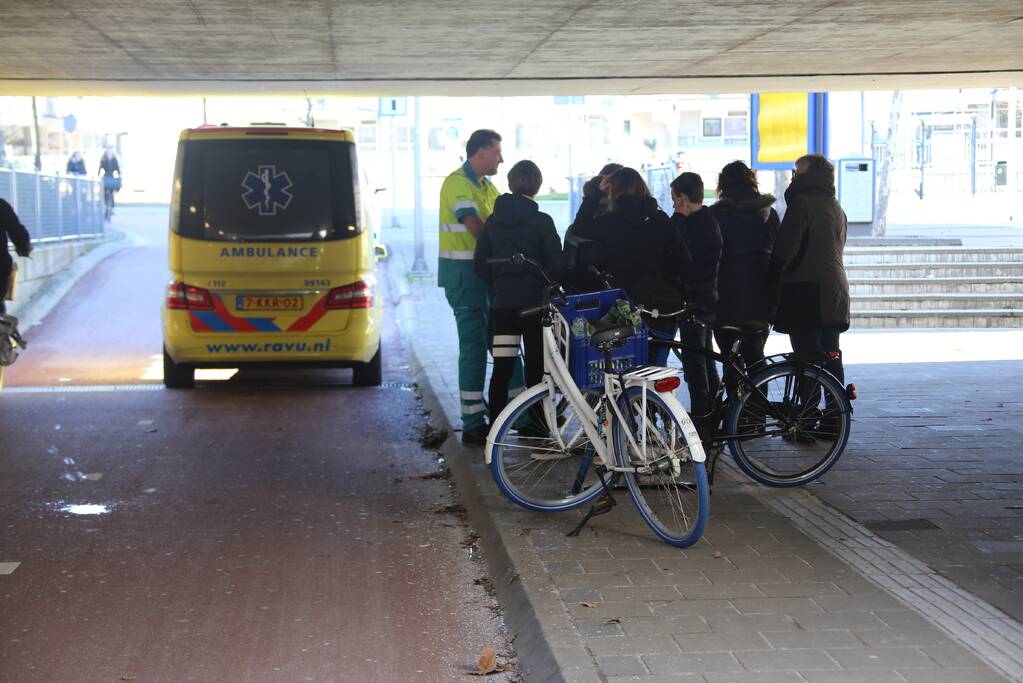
705;568;790;584
703;613;801;633
617;615;711;636
552;572;634;589
575;619;625;638
703;674;806;683
756;582;847;598
581;559;664;574
568;601;655;619
594;655;647;677
585;635;682;656
760;629;863;649
918;645;998;669
544;560;585;575
799;672;910;683
650;599;740;616
605;676;704;683
731;597;827;615
593;654;646;678
898;669;1011;683
792;612;891;631
827;647;938;670
853;627;956;648
643;652;745;675
627;571;711;587
735;649;841;671
673;630;772;652
816;595;912;612
679;583;766;600
600;586;684;602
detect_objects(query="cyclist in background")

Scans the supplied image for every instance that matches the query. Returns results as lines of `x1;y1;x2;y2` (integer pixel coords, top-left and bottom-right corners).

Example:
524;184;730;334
99;148;121;220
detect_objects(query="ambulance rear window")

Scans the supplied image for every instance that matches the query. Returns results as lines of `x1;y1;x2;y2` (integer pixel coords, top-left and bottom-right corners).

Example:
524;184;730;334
174;138;361;242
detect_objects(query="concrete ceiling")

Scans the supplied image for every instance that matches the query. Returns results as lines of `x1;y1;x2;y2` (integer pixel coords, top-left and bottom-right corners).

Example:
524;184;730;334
1;1;1022;96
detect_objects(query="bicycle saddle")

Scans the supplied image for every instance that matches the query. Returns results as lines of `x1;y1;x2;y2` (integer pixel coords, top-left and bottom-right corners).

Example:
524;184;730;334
589;323;636;349
716;321;770;337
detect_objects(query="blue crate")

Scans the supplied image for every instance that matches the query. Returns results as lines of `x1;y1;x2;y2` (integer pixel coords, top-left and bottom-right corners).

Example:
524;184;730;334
556;288;648;389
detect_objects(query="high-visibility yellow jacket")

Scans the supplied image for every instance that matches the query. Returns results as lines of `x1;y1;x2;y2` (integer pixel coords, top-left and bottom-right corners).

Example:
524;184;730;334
438;161;499;289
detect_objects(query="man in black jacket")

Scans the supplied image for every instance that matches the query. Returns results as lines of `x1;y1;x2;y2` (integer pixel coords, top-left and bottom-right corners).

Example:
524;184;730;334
1;198;32;314
474;160;563;425
670;173;722;442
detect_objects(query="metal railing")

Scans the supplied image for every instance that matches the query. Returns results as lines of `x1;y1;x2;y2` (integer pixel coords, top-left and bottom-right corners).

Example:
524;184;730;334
568;165;677;221
0;168;105;244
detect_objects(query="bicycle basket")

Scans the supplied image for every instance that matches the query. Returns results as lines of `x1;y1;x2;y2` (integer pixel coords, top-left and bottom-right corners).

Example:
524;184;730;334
556;288;648;390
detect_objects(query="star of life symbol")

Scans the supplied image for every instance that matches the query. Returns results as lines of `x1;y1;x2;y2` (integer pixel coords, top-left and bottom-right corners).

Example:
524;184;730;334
241;165;293;216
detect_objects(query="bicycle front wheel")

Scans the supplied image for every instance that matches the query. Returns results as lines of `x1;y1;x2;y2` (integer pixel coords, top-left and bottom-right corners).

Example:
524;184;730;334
613;387;709;547
489;384;606;512
725;362;851;487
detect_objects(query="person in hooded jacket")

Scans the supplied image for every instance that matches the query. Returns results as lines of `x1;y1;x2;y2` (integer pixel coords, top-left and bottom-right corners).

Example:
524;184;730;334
571;167;689;366
474;160;563;425
769;154;850;435
562;162;622;292
670;172;722;442
709;160;779;396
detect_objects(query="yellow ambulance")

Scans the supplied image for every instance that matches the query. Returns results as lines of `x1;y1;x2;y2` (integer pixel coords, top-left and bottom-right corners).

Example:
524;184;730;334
161;125;383;388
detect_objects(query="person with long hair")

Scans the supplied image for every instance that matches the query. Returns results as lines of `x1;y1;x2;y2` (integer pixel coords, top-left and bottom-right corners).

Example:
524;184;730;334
563;162;624;292
709;160;780;395
571;167;689;365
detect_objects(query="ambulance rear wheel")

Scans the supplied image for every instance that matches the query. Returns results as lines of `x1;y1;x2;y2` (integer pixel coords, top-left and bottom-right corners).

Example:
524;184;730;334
163;347;194;389
353;346;382;387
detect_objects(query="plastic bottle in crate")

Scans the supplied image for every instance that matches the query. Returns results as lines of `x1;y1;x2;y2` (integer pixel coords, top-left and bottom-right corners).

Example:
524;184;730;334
570;316;589;340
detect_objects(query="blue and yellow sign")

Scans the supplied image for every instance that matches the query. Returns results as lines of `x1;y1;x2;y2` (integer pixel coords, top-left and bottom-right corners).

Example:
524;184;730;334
750;93;829;170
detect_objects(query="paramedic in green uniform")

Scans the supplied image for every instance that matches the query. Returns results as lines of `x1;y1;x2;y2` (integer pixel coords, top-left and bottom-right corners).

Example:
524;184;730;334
438;129;522;446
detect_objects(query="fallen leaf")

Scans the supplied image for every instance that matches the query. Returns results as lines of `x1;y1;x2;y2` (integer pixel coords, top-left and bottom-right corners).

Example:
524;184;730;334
417;543;431;548
478;645;497;675
712;550;723;558
580;602;599;608
121;676;137;682
409;471;446;480
604;617;621;625
465;646;517;676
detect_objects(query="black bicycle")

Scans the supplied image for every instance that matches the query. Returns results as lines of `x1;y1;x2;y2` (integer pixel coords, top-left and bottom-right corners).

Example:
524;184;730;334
584;266;856;487
652;327;856;488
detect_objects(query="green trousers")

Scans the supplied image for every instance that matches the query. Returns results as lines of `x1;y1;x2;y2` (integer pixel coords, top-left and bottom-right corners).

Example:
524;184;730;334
444;286;523;430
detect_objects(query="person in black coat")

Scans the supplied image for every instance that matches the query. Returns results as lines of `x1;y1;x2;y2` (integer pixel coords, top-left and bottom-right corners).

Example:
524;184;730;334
571;167;689;366
1;198;32;314
670;172;722;442
709;161;779;395
563;162;622;292
66;151;86;175
769;154;850;435
474;160;563;424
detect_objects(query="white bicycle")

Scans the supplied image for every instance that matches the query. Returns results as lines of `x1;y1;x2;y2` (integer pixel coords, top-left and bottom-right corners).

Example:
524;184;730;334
484;255;709;547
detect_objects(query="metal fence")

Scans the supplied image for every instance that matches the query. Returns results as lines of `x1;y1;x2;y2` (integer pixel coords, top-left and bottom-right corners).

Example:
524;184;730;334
0;168;105;243
568;165;677;221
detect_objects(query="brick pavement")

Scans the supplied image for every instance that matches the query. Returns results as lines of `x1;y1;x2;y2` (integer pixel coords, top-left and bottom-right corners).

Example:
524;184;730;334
382;220;1021;682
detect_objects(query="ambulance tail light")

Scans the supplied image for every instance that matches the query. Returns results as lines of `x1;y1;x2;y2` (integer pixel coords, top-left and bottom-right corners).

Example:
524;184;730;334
166;281;215;311
325;279;374;310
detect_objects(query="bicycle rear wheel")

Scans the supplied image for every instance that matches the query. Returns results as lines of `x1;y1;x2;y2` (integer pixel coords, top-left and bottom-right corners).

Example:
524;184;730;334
489;384;606;512
725;362;851;487
613;387;709;547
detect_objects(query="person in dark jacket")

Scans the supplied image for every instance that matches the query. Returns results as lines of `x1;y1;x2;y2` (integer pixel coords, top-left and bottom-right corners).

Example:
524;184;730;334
474;160;563;424
709;160;779;395
769;154;850;434
66;151;86;175
572;167;689;366
670;172;722;442
563;162;623;292
1;198;32;315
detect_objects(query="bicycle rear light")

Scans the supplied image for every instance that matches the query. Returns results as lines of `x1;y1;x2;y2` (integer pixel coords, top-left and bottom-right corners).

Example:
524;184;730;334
654;376;681;393
846;383;857;400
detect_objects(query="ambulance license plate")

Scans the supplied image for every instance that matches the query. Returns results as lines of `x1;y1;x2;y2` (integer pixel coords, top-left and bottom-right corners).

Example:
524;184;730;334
237;295;303;311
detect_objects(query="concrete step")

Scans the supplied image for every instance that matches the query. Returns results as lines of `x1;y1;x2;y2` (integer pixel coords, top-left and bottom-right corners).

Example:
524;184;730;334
850;293;1023;311
848;276;1023;295
845;261;1023;278
852;309;1023;328
844;247;1023;265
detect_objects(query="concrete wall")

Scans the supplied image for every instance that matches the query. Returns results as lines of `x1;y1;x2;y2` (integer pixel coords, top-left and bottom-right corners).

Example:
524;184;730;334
6;239;107;316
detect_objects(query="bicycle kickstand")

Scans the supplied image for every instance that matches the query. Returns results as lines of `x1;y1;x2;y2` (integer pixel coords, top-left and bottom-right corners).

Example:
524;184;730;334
567;465;617;537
